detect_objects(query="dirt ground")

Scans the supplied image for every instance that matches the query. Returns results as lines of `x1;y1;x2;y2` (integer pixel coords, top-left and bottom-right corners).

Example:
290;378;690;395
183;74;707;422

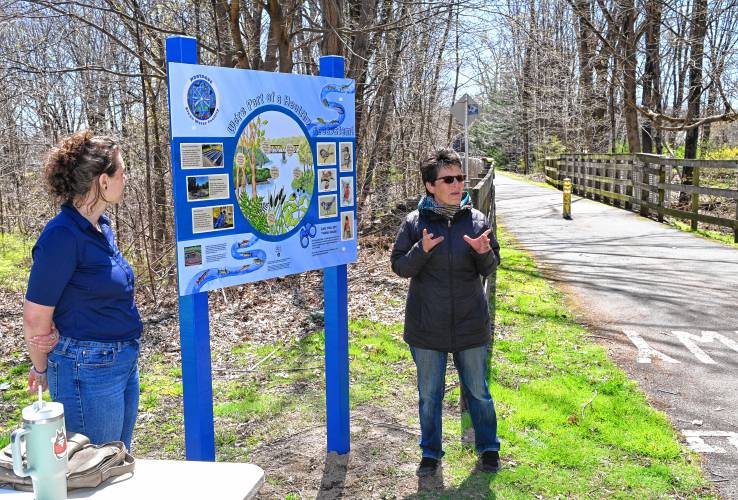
0;224;488;498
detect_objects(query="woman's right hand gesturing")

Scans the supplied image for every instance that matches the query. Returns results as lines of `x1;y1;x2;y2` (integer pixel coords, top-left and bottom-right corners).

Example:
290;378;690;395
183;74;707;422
422;228;444;253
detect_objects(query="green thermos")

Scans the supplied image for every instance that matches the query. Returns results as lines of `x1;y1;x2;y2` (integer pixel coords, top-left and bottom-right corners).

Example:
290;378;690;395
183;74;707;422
11;398;68;500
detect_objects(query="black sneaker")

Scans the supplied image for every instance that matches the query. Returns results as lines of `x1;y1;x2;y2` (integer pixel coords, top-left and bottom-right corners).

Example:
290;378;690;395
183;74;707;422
416;457;439;477
480;451;500;472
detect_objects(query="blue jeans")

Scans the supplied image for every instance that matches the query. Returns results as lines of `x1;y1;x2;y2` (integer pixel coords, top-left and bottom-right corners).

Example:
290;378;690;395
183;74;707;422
410;344;500;459
47;337;140;451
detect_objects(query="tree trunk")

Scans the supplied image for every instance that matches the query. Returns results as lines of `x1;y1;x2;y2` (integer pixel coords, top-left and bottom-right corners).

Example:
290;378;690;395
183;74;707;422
574;0;595;149
681;0;707;206
684;0;707;160
360;0;407;204
641;0;662;153
347;0;378;150
618;0;640;153
320;0;345;56
446;3;461;144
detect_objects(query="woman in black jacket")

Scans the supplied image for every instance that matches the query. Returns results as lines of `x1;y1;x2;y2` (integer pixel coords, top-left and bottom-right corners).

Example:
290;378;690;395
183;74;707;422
391;148;501;477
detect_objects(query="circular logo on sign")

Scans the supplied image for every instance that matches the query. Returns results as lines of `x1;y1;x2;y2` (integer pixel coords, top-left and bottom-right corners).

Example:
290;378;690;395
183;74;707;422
185;78;219;124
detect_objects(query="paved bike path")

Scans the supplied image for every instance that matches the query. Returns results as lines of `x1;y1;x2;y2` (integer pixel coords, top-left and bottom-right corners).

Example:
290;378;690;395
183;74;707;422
495;173;738;498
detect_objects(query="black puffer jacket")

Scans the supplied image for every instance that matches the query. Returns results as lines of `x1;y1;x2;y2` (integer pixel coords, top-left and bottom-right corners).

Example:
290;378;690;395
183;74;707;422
390;206;500;352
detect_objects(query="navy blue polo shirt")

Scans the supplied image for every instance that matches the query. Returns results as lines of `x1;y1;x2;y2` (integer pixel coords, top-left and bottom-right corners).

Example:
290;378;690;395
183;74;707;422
26;203;143;341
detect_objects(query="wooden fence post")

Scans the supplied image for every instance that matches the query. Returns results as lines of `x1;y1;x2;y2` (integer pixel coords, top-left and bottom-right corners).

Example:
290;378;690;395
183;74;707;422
625;155;637;210
691;167;700;231
658;162;665;223
639;158;650;218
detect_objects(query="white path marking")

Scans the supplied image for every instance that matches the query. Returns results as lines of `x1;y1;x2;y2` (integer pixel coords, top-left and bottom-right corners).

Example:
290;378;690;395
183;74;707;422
672;331;738;364
623;330;679;364
682;430;738;453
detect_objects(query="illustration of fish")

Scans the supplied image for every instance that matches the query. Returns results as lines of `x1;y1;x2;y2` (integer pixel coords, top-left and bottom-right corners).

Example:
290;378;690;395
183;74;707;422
237;239;250;248
254;258;264;265
195;271;209;286
239;263;251;272
218;268;229;276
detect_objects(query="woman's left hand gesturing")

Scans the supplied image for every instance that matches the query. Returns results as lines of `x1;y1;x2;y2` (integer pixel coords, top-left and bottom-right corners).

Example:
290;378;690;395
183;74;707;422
463;229;492;254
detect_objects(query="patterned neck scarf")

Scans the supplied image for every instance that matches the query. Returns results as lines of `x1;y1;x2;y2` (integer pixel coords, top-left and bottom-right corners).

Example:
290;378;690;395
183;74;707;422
418;192;472;220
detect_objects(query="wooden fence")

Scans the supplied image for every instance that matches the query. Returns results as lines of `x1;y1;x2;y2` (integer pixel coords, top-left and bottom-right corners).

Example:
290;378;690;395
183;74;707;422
469;158;495;221
468;159;497;330
545;154;738;243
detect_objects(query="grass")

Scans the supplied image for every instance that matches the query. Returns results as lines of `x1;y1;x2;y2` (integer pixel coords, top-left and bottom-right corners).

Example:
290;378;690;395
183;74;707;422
212;318;415;424
668;219;738;247
496;169;554;190
0;355;46;449
0;233;32;291
0;227;714;498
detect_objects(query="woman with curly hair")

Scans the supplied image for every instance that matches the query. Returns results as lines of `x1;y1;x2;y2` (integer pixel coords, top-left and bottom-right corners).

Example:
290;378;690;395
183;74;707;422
24;131;142;451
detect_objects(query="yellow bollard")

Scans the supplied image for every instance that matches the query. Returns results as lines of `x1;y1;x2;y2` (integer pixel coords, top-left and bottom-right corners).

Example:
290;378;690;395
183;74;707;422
563;178;572;220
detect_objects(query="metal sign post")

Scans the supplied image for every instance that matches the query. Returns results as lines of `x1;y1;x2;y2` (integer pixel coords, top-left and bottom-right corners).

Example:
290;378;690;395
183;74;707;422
451;94;480;184
464;98;469;181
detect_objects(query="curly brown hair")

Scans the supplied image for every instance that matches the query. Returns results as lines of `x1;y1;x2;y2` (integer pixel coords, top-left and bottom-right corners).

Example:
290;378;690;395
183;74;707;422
43;131;119;208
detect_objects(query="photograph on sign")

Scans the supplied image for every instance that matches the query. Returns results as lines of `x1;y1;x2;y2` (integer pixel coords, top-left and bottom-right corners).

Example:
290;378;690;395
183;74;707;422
316;142;336;166
339;142;353;172
186;174;230;202
341;212;354;241
191;204;234;233
318;194;338;218
318;168;337;193
339;178;353;207
180;143;224;169
184;245;203;266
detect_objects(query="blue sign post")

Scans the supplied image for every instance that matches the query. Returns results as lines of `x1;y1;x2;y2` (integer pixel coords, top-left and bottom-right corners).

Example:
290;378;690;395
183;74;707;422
320;59;350;455
165;37;353;459
165;36;216;461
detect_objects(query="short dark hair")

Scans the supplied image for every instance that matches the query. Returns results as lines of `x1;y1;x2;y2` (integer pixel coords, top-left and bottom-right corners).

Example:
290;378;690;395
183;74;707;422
44;131;119;208
420;148;462;187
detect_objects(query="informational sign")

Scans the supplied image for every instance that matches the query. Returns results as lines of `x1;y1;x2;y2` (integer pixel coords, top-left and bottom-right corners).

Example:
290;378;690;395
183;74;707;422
167;63;357;296
451;93;480;126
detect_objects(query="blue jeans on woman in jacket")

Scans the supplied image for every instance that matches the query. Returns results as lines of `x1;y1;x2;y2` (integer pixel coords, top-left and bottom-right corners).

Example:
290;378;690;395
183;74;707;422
410;344;500;460
48;337;140;451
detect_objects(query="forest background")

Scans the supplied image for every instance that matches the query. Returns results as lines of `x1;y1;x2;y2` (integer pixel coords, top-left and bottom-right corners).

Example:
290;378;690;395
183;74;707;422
0;0;737;296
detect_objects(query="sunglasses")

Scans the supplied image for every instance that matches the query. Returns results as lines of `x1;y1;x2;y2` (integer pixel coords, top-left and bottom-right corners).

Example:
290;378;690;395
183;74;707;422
434;174;465;184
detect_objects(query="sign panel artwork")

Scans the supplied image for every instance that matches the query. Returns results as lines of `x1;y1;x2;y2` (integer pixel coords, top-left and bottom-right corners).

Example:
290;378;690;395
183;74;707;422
168;64;357;295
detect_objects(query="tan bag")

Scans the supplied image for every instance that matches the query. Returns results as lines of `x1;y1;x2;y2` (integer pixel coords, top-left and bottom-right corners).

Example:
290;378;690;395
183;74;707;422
0;432;135;491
